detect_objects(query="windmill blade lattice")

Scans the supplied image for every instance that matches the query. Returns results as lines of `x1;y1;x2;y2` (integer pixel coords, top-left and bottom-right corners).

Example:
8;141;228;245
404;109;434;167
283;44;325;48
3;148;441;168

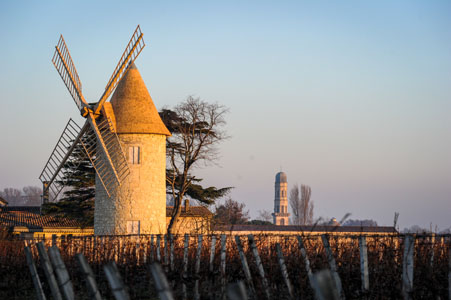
42;26;143;201
81;117;130;197
39;119;89;199
93;25;145;114
52;36;87;112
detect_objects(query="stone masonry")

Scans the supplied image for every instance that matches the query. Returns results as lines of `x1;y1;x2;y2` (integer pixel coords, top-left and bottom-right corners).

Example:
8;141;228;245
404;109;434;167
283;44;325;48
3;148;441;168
94;63;170;235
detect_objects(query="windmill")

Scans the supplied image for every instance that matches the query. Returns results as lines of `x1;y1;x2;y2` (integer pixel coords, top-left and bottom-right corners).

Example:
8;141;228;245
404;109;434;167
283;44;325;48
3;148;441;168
40;26;171;235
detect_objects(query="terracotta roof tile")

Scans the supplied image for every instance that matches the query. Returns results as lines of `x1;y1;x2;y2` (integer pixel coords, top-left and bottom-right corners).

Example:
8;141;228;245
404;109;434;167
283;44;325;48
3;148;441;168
166;206;213;217
0;206;83;229
0;196;7;205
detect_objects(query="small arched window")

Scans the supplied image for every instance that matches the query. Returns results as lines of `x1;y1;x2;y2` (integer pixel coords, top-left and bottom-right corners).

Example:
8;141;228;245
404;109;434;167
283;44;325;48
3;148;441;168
280;219;285;225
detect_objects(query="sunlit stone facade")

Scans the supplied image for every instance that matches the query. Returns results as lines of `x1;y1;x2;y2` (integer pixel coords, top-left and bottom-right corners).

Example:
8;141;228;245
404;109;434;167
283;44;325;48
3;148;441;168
94;63;170;235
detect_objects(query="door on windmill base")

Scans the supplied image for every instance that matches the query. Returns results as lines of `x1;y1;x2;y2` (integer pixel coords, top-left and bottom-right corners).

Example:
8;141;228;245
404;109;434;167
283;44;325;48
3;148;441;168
127;220;140;235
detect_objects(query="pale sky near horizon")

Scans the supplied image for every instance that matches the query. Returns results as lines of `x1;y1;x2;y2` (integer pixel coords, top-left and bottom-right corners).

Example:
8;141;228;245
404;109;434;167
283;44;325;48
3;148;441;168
0;1;450;230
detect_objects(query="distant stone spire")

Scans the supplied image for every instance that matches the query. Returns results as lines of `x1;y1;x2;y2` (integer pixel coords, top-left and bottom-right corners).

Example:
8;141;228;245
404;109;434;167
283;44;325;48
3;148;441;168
272;172;290;225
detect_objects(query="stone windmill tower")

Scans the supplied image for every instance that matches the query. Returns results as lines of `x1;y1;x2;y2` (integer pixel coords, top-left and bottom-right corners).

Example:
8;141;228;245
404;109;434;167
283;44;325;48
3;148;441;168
40;26;171;235
272;172;290;225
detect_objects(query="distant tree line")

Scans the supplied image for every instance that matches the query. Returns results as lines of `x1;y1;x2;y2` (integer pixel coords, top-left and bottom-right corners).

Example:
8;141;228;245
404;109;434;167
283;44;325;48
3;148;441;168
343;219;378;227
214;198;273;225
0;186;42;206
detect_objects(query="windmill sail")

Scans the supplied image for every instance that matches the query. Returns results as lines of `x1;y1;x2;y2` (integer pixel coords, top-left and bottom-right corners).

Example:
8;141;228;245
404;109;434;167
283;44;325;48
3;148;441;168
93;25;145;115
39;119;89;199
42;25;144;200
80;117;130;197
52;35;87;112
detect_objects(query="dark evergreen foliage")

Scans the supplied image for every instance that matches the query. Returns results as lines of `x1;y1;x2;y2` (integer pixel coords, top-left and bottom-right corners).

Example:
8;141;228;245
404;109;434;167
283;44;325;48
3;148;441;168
42;136;95;227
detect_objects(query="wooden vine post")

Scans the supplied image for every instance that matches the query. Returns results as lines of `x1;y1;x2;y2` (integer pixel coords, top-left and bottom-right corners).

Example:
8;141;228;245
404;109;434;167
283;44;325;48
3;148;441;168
194;234;203;300
220;234;227;300
75;253;103;300
321;235;345;300
150;263;175;300
24;246;47;300
234;235;255;298
209;235;217;299
103;262;130;300
170;234;175;271
37;242;63;300
358;236;369;293
156;235;162;262
297;236;316;293
402;235;415;300
164;234;169;271
276;243;294;299
248;234;271;300
48;246;75;300
182;234;189;300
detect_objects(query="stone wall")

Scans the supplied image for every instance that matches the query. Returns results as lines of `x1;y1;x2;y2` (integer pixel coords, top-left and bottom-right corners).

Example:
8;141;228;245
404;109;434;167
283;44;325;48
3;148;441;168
94;133;167;235
165;216;211;235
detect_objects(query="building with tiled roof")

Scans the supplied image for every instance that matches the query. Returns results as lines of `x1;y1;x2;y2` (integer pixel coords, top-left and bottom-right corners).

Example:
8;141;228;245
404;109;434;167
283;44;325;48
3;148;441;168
0;206;93;238
166;200;213;234
0;203;396;237
0;200;214;237
0;197;8;207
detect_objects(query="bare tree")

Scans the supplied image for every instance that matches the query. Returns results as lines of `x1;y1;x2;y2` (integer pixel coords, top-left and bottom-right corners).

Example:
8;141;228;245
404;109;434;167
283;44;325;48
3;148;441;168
0;188;22;206
214;198;250;225
163;96;229;234
289;185;301;224
289;184;314;225
257;209;273;222
22;186;42;206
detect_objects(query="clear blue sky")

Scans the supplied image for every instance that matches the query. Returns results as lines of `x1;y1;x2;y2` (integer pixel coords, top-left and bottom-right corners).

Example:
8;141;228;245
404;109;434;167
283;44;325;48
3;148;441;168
1;1;450;230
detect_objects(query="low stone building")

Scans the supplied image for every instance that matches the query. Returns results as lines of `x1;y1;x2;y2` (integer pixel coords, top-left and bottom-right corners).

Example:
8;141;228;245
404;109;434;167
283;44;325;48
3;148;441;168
166;201;213;235
0;201;214;238
0;206;93;238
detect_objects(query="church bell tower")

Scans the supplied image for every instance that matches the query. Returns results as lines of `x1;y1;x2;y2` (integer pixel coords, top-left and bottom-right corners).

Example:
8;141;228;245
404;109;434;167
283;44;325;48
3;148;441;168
272;172;290;225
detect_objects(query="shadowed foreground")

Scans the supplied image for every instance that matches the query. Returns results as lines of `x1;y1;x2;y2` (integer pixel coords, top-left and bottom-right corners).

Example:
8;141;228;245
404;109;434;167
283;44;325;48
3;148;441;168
1;234;450;299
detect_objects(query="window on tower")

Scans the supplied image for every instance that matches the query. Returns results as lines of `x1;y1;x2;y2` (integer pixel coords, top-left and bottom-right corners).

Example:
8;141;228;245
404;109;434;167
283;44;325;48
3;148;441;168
129;146;141;164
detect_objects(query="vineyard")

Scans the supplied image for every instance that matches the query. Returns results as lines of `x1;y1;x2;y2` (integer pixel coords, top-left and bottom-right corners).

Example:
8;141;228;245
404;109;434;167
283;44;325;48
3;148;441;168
0;233;450;299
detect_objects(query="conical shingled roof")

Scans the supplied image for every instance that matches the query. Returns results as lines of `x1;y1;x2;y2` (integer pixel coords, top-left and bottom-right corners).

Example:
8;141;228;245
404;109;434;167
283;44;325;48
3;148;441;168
109;63;171;136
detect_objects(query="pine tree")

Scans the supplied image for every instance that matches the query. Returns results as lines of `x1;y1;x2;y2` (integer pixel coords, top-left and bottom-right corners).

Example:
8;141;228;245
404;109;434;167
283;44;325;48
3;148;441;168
42;134;95;227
